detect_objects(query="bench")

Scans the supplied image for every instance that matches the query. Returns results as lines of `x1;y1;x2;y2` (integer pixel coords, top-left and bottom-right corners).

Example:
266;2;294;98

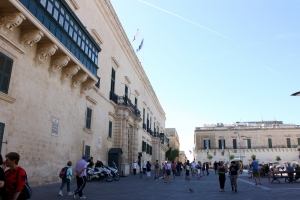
271;170;300;183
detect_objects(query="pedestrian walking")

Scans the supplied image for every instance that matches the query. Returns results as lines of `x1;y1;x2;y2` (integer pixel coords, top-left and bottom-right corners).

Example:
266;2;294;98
142;161;146;175
228;161;238;192
206;162;209;175
214;161;218;174
58;161;73;196
132;160;137;175
73;155;88;199
185;160;191;180
162;163;166;179
218;161;226;192
146;161;151;180
171;161;177;180
202;162;206;176
4;152;27;200
196;161;202;180
154;160;159;180
165;161;171;183
251;157;262;185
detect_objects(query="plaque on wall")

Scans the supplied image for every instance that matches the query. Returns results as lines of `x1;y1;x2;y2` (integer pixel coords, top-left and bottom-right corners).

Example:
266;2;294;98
51;117;59;136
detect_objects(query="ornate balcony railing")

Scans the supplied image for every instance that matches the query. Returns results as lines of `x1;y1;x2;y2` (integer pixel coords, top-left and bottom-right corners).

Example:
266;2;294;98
109;91;141;118
160;133;169;147
20;0;101;76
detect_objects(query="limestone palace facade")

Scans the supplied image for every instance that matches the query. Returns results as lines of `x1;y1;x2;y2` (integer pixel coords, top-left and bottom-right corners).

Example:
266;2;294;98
0;0;170;185
194;121;300;165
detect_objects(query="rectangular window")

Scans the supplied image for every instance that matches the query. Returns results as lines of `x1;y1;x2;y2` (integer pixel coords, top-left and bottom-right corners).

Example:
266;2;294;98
268;138;272;148
146;144;150;154
218;140;226;149
147;114;149;131
150;146;152;155
247;139;251;149
0;52;13;94
125;85;128;98
287;138;291;148
204;140;210;149
298;138;300;145
85;107;92;130
150;117;152;130
108;121;112;138
46;2;53;13
233;139;237;149
143;108;145;123
53;8;59;20
142;141;146;152
135;97;137;107
0;123;5;152
85;145;90;160
110;68;115;92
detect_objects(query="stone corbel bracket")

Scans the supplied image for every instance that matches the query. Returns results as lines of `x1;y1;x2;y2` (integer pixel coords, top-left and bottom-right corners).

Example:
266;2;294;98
61;65;80;84
72;71;88;88
81;78;96;94
49;55;70;75
0;12;26;33
21;29;44;47
34;43;58;67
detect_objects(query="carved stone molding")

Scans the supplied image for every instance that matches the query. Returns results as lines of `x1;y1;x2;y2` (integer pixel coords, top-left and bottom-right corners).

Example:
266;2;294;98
81;78;96;94
49;56;70;74
0;12;26;33
21;30;44;46
34;43;58;67
61;65;80;84
72;71;88;88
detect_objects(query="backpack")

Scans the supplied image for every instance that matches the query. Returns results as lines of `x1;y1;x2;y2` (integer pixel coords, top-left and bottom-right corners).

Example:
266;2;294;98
59;167;68;179
186;165;190;170
155;163;159;169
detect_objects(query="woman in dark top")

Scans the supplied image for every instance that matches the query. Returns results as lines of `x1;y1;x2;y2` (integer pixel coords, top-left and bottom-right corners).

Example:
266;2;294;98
0;154;6;200
146;161;151;180
218;161;226;192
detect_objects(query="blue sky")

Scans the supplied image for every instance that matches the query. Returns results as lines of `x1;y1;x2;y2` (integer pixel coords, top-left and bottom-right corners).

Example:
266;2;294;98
110;0;300;160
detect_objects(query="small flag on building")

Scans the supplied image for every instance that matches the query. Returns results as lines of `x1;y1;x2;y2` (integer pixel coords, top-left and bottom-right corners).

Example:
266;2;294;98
189;150;192;154
136;39;144;52
132;29;139;42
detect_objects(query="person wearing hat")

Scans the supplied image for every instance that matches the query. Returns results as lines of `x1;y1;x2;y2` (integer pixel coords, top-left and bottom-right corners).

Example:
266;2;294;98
73;155;88;199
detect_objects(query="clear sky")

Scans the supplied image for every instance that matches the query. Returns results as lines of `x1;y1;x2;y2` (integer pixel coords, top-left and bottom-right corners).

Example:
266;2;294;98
110;0;300;160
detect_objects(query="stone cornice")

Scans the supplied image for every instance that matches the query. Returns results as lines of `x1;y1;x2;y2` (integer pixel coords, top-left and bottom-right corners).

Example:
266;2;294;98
95;0;166;121
91;29;103;45
67;0;80;10
0;92;16;104
86;96;97;105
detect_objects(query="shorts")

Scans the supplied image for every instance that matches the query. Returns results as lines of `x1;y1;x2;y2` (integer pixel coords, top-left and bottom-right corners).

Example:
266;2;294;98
166;169;171;176
186;170;190;176
253;170;260;177
147;171;151;177
197;169;201;175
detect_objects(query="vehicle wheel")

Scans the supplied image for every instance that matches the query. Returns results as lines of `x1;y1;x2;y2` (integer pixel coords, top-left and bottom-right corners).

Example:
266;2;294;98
106;174;113;182
113;173;120;181
86;175;93;182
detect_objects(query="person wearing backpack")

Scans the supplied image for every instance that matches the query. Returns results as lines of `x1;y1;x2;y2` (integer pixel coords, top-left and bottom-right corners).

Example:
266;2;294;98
4;152;26;200
58;161;73;196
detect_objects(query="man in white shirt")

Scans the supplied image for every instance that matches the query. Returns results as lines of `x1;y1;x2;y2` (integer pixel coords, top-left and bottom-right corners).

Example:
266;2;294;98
133;161;137;175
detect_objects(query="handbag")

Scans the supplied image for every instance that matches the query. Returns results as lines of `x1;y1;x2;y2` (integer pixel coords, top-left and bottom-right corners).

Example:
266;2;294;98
17;169;33;200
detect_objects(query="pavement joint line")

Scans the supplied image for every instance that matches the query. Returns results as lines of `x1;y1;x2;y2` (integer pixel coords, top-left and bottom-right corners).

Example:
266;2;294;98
238;178;271;190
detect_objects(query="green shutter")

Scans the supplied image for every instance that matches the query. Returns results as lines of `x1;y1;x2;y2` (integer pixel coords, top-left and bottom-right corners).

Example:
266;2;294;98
287;138;291;148
224;140;226;149
85;145;90;160
233;139;237;149
108;121;112;138
298;138;300;145
268;138;272;148
86;107;92;130
0;123;4;152
219;140;221;149
0;52;13;94
208;140;210;149
247;139;251;149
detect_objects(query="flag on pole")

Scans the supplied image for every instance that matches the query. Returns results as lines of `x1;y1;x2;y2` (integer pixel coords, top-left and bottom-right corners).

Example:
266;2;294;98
132;29;139;42
136;39;144;52
189;150;192;154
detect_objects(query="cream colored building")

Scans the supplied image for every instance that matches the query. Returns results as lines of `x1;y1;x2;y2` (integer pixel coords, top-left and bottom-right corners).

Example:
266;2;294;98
194;121;300;165
0;0;169;185
165;128;180;149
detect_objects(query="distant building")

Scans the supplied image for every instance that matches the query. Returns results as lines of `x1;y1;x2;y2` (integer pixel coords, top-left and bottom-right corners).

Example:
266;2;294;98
194;121;300;165
165;128;180;149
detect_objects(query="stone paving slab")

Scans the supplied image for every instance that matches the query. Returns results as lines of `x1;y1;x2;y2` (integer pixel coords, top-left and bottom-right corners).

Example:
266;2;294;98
30;170;300;200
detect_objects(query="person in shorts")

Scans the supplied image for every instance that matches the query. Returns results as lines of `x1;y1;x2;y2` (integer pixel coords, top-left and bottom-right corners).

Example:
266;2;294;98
171;161;177;180
197;161;202;180
251;157;261;185
164;161;171;183
185;160;191;180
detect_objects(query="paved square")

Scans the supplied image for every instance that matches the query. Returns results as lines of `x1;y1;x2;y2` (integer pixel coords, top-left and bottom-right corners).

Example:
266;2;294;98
30;170;300;200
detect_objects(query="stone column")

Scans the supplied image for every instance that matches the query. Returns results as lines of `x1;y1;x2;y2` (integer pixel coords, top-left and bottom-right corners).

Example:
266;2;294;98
121;116;129;175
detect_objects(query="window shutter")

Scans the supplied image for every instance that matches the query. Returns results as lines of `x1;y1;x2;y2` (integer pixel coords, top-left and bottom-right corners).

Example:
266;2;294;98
218;140;221;149
224;140;226;149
